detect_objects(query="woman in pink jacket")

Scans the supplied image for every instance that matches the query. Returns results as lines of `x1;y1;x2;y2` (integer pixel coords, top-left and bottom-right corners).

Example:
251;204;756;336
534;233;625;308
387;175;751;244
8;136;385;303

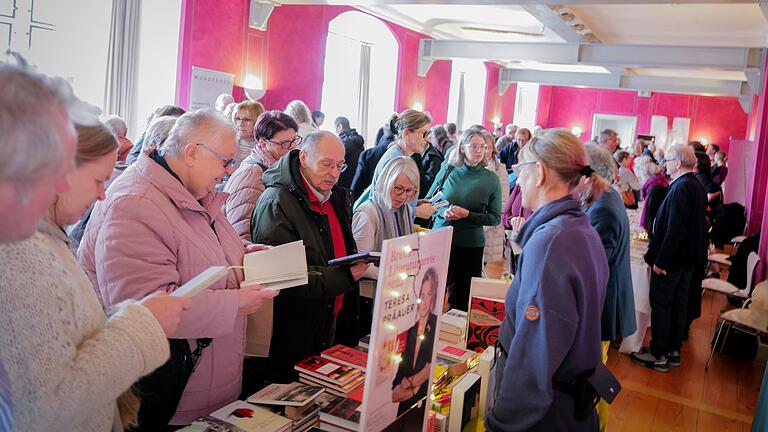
223;110;302;241
78;110;276;427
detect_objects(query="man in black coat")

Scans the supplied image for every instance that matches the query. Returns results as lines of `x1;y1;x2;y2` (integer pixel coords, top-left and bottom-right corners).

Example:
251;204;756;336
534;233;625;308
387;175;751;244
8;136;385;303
334;116;365;190
351;115;397;199
632;144;707;372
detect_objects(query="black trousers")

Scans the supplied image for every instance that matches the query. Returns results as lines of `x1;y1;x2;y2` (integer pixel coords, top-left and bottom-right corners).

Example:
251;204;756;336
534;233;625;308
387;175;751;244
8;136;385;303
447;245;485;311
649;267;694;358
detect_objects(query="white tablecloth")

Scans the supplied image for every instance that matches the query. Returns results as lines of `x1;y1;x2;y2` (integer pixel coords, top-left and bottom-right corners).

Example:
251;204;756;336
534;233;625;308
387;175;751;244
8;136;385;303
619;241;651;354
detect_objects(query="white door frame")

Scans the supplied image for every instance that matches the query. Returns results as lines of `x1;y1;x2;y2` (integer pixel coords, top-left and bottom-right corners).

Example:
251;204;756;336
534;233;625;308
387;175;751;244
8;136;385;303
591;114;638;149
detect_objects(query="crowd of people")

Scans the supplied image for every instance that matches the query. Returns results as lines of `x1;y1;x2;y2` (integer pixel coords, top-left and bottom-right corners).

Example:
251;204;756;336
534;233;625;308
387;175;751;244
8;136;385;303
0;56;733;432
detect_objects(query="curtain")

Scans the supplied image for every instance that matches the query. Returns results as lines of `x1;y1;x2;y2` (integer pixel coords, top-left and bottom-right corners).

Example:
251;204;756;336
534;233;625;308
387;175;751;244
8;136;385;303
456;72;466;131
104;0;141;128
357;43;372;143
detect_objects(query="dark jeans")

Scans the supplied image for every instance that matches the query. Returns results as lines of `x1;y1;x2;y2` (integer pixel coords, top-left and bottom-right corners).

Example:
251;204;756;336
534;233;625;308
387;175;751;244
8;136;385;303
649;267;694;358
447;245;485;311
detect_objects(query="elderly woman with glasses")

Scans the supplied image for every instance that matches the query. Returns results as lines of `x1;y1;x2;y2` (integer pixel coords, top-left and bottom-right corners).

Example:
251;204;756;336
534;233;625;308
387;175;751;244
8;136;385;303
224;111;302;241
233;100;266;163
426;125;502;311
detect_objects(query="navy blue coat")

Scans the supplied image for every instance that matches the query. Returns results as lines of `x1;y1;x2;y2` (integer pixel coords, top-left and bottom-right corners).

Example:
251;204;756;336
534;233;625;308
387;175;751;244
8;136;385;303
586;188;637;341
486;196;608;432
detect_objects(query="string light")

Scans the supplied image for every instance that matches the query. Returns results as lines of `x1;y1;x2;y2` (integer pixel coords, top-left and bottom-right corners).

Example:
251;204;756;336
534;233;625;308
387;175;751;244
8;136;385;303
403;245;412;254
393;354;403;363
389;290;401;297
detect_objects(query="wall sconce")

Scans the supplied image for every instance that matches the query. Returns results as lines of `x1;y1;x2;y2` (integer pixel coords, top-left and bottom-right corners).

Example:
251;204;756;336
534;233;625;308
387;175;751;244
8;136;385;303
492;116;501;128
412;101;424;112
571;126;583;137
243;73;265;101
698;136;709;145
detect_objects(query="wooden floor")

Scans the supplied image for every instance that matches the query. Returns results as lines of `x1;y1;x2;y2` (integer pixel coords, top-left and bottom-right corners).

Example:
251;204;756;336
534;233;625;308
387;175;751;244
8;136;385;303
484;260;765;432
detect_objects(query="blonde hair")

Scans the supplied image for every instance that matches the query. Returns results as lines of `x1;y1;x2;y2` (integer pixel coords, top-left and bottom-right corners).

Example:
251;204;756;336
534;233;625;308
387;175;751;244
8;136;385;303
233;100;265;122
521;128;610;200
74;122;119;166
449;125;486;167
284;100;313;125
394;109;431;141
375;156;420;208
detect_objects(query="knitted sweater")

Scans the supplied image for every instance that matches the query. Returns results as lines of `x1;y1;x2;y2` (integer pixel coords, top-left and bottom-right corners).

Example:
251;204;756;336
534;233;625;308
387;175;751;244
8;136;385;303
0;220;169;432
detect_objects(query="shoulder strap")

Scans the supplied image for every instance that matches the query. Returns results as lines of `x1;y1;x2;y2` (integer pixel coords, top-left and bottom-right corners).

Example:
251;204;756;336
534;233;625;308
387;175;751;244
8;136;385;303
432;165;455;196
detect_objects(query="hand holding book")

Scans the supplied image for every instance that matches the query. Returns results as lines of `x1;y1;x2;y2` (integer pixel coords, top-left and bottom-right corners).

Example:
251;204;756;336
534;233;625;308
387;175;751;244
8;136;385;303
238;284;279;316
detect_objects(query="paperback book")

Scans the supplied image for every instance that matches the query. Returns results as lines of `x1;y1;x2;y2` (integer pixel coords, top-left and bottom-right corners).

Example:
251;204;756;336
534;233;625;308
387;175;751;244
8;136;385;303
247;382;325;407
295;356;362;387
321;344;368;370
466;296;506;353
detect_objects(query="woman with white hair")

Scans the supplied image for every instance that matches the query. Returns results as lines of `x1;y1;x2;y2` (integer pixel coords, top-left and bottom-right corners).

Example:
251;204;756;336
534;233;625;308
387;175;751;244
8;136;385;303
426;125;502;311
284;100;317;139
635;155;668;235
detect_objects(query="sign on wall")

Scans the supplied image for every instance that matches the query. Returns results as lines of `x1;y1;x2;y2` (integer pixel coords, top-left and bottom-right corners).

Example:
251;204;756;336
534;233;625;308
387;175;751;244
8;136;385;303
189;66;235;111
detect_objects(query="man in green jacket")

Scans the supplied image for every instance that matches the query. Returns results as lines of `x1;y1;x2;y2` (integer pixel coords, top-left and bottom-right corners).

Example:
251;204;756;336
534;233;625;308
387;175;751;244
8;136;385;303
250;131;369;384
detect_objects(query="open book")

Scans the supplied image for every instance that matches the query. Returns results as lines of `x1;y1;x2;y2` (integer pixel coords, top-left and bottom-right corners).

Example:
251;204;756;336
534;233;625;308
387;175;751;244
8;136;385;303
241;240;309;291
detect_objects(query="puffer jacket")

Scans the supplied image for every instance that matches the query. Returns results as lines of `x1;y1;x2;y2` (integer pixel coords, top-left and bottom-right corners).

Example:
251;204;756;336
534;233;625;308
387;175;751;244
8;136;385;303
251;149;361;383
222;145;279;241
77;151;246;425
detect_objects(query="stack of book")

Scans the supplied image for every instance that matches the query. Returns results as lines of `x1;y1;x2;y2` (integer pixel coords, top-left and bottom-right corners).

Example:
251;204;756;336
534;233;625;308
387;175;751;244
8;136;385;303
295;355;365;400
247;382;326;432
181;401;292;432
314;393;362;432
439;309;467;347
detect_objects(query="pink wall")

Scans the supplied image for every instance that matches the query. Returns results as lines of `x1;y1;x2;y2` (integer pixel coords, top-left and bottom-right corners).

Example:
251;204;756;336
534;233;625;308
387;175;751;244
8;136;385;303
176;2;454;127
483;62;517;131
535;85;749;152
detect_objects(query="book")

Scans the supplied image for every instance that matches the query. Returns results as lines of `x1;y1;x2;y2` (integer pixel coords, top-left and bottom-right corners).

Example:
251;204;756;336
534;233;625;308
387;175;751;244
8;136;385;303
299;374;364;398
284;401;320;421
321;345;368;370
357;335;370;351
172;266;229;298
466;296;506;353
436;343;477;364
447;373;481;432
327;251;381;266
184;401;292;432
477;346;496;415
441;309;468;334
247;382;325;407
295;356;362;386
439;330;464;345
318;397;361;432
242;240;308;291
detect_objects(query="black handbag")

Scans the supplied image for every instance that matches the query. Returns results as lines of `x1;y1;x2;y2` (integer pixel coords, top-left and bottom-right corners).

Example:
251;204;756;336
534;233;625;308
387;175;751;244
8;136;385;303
130;338;212;431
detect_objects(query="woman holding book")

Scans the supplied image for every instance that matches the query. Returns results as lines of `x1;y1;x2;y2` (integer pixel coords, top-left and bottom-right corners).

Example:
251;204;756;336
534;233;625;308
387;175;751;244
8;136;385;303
426;125;502;311
0;121;192;431
391;267;439;415
486;129;609;432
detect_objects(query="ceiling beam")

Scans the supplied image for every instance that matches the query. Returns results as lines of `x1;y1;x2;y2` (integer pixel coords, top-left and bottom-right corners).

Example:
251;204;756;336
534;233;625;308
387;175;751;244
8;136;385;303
499;67;751;97
417;39;763;76
275;0;763;4
519;5;599;44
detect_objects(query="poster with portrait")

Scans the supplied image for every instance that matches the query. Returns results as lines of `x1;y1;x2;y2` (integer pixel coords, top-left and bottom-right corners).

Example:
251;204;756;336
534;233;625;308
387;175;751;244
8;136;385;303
359;227;453;432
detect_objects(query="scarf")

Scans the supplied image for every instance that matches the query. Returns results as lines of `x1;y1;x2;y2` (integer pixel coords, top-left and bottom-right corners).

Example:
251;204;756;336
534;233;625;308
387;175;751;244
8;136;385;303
369;191;414;251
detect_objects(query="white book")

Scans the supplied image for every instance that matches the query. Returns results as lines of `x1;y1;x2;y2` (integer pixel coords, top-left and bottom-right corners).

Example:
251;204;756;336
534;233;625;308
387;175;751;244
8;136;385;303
447;373;481;432
242;240;309;291
171;266;229;298
477;346;496;415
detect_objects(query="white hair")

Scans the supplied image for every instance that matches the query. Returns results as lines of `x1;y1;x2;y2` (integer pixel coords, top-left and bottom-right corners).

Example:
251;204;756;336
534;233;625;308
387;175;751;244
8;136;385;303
585;144;616;183
666;144;697;169
161;109;234;158
146;116;178;150
634;156;661;184
375;156;420;209
284;100;313;125
103;115;128;137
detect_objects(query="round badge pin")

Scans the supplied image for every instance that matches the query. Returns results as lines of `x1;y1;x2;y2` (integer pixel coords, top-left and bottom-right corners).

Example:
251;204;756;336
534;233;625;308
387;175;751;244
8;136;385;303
525;305;540;321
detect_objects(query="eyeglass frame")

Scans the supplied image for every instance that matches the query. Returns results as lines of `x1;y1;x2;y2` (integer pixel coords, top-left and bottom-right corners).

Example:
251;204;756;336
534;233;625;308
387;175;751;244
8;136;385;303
315;158;348;173
264;135;303;150
392;185;418;197
194;143;237;169
462;143;489;153
661;158;679;165
233;117;255;124
510;161;537;175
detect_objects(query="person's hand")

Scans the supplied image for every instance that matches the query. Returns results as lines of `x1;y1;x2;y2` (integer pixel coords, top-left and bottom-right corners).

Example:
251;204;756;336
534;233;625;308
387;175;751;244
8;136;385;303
244;242;270;254
508;216;526;234
350;261;371;281
444;205;469;221
237;283;278;316
652;265;667;276
415;203;436;219
140;291;192;336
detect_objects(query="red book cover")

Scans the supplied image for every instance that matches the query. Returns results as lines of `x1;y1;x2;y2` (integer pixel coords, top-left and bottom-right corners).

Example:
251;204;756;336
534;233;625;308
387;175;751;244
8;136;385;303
466;296;506;353
294;355;361;386
321;344;368;370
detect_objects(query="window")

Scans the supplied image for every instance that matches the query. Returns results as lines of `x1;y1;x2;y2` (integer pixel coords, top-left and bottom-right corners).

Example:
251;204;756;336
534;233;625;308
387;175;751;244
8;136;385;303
447;58;487;130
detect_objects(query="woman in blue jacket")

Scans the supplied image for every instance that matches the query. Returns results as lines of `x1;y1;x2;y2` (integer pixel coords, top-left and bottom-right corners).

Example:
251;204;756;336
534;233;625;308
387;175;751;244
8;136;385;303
486;129;609;432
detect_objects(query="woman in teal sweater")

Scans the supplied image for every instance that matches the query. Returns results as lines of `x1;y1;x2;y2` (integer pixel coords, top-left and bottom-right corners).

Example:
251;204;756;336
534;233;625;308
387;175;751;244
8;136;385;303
426;125;502;311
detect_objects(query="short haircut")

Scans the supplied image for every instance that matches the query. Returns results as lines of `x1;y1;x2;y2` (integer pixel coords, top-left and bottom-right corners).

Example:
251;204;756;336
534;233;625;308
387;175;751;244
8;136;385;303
505;123;517;134
515;128;532;141
233;100;265;122
161;109;234;158
312;110;325;120
694;151;711;175
375;156;420;209
430;125;449;152
709;144;721;153
285;100;313;125
300;130;338;159
613;150;630;164
666;144;697;169
598;129;617;145
146;116;178;150
586;144;617;183
445;123;457;135
254;110;299;141
335;116;351;131
688;141;706;153
449;125;486;167
103;115;128;137
715;151;727;163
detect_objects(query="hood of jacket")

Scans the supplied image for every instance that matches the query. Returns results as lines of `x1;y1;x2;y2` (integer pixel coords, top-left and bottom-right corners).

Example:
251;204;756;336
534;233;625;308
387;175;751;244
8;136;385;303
515;195;584;248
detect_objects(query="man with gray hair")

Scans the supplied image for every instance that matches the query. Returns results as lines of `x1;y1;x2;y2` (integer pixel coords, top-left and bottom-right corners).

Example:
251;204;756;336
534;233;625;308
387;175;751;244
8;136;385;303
251;131;369;384
495;123;518;153
632;144;706;372
599;129;620;153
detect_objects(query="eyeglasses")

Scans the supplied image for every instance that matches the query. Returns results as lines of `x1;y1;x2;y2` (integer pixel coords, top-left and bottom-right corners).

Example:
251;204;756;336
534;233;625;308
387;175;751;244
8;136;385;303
266;135;303;149
233;117;254;124
195;143;237;169
410;129;431;140
317;159;348;173
662;158;679;165
462;144;488;152
393;185;418;197
511;161;537;175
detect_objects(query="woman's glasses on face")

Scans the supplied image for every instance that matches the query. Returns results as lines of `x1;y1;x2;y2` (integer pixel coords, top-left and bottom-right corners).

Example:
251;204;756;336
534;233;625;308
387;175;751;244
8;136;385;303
266;136;303;149
510;161;537;175
463;144;488;153
393;185;418;197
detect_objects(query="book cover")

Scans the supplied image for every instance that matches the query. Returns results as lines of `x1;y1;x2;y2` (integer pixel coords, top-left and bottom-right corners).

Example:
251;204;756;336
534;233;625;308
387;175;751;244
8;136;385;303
447;373;481;432
295;356;362;386
466;296;506;353
439;330;463;345
477;346;496;415
202;401;292;432
247;382;325;407
441;309;468;330
299;372;365;393
436;343;476;364
243;240;308;291
319;397;362;431
321;344;368;370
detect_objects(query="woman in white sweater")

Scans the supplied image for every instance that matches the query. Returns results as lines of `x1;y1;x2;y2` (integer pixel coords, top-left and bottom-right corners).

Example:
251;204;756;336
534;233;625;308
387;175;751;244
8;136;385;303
482;130;510;265
0;122;189;432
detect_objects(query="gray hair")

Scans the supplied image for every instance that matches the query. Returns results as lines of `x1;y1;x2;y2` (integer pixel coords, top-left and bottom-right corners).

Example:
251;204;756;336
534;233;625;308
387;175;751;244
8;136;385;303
598;129;617;145
161;109;234;158
505;123;517;134
284;100;312;125
585;144;617;183
448;125;486;168
103;115;128;137
146;116;178;150
375;156;420;209
634;156;661;184
666;144;697;169
300;130;338;159
0;59;93;182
